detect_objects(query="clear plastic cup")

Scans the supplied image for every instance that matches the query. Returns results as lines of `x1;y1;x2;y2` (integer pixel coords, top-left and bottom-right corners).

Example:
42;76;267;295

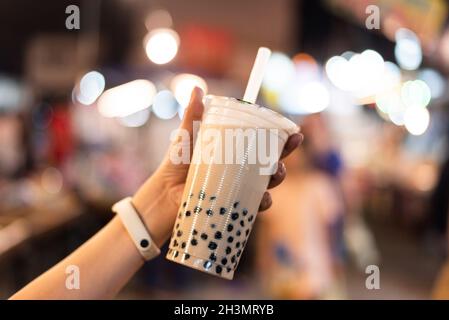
166;95;299;279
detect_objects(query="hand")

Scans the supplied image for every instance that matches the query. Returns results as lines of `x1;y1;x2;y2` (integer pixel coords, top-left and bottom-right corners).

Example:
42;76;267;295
132;88;303;247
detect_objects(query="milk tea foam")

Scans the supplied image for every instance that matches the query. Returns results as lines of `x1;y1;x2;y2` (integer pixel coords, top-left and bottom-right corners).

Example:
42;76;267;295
166;95;298;279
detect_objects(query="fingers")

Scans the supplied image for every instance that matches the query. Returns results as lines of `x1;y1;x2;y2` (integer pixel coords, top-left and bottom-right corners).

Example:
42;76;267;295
280;133;303;159
267;162;286;189
179;87;204;136
258;192;272;212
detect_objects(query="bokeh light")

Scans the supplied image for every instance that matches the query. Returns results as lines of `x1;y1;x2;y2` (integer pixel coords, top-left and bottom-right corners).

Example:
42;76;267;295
41;167;63;194
152;90;179;120
394;28;422;71
404;107;430;136
401;80;431;109
262;52;296;91
145;9;173;30
98;79;156;118
418;68;445;99
119;108;151;128
76;71;105;105
170;74;207;111
144;28;179;65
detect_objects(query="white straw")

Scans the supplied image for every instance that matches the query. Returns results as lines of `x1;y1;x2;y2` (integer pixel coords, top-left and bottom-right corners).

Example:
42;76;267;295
243;47;271;104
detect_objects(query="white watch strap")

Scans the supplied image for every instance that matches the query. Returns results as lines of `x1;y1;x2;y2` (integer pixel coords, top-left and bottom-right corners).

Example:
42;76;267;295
112;197;160;261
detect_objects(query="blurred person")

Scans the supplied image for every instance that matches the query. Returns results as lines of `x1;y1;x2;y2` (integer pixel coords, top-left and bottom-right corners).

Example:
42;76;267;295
9;88;303;299
256;114;345;299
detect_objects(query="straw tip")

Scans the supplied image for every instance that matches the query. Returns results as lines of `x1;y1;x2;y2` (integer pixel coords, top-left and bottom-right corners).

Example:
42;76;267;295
258;47;271;56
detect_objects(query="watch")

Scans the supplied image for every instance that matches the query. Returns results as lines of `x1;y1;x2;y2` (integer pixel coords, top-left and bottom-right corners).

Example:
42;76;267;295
112;197;161;261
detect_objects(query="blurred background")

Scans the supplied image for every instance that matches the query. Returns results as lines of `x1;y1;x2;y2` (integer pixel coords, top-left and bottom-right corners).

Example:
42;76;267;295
1;0;449;299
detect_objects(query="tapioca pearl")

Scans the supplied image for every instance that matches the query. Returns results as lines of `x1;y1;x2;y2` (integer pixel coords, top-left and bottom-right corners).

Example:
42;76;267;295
176;230;183;237
209;253;217;261
206;209;213;216
194;206;202;213
248;215;254;222
191;238;198;246
220;207;226;215
208;241;218;250
240;220;245;227
245;229;250;236
182;202;187;208
175;223;180;229
186;210;191;217
181;242;186;249
192;229;198;235
227;224;234;232
242;209;248;216
174;251;179;258
189;193;194;198
227;236;234;243
184;253;191;260
233;201;239;208
173;239;179;247
178;212;182;218
236;249;242;257
231;255;236;263
210;196;217;201
236;242;241;249
225;246;232;255
231;212;239;220
203;260;213;270
226;267;232;273
199;191;206;200
221;258;228;265
211;223;216;229
214;231;222;240
168;249;173;254
216;265;222;274
236;230;241;236
201;233;208;240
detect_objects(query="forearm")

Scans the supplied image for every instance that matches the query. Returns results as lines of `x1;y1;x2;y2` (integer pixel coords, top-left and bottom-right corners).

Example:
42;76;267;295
10;216;144;300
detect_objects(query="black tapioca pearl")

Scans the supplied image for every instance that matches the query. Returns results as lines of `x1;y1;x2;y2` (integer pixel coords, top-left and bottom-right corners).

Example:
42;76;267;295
189;193;194;198
248;215;254;222
182;202;187;207
231;212;239;220
191;238;198;246
220;207;226;215
199;191;206;200
225;246;232;255
242;209;248;216
194;206;202;213
173;239;179;247
176;230;183;237
175;223;180;229
226;267;232;273
181;242;186;249
236;242;241;249
237;249;242;257
208;241;218;250
214;231;222;240
201;233;208;240
168;249;172;254
233;201;239;208
211;223;216;228
236;230;241;236
192;229;198;235
221;258;228;265
227;236;234;243
227;224;234;232
206;209;213;216
209;253;217;261
178;212;182;218
245;229;250;236
184;253;190;260
216;265;222;274
203;260;213;270
240;220;245;227
174;251;179;258
210;196;217;201
186;210;191;217
231;255;236;263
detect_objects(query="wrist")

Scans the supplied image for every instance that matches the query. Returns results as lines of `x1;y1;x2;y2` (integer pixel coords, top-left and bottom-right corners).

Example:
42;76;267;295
132;173;181;248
